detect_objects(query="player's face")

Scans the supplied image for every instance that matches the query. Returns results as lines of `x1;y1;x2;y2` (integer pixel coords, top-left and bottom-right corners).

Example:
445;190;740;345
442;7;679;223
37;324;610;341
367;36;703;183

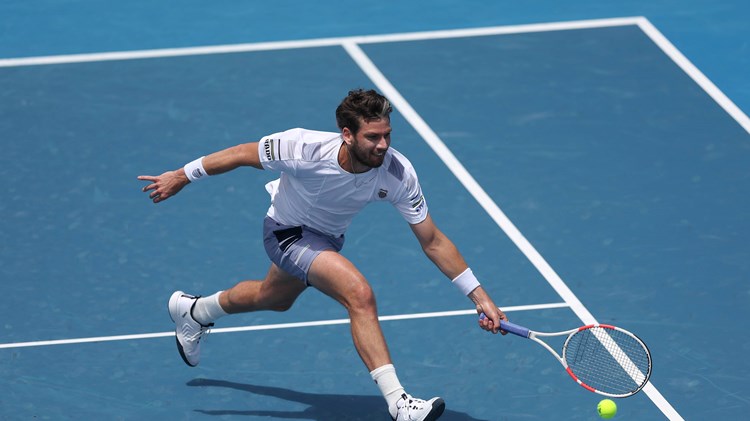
349;118;391;169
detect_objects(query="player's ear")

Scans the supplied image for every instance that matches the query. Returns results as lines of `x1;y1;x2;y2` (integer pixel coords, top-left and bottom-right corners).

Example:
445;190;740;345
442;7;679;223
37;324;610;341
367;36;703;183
341;127;353;145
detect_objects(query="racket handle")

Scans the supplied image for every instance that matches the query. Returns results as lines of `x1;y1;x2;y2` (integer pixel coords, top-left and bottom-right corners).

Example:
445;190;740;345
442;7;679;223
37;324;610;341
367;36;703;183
479;313;531;338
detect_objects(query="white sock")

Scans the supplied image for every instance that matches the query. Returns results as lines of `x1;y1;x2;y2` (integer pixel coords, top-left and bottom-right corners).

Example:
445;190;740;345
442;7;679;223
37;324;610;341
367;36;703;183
191;291;228;325
370;364;406;417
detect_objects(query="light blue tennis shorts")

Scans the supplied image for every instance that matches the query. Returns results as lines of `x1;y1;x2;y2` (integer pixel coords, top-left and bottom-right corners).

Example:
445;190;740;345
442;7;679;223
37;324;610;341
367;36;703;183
263;216;345;285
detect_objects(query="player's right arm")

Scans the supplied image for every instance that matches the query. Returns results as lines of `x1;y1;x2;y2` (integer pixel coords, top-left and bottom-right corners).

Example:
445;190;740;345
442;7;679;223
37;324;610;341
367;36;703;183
138;142;262;203
201;142;264;173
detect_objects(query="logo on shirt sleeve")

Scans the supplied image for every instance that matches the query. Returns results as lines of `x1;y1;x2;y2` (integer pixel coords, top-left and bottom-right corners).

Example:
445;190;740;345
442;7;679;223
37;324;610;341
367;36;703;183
410;193;425;213
263;138;279;161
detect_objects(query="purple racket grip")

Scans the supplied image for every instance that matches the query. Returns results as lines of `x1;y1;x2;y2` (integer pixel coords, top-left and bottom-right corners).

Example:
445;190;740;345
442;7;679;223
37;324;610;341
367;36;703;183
479;313;531;338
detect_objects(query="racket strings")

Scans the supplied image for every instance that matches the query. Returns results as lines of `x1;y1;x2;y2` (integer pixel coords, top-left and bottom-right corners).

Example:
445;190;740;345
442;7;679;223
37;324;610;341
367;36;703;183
564;327;651;396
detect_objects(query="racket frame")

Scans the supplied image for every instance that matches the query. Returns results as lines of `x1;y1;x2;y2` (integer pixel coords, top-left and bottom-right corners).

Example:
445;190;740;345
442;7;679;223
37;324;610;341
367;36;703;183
498;319;652;398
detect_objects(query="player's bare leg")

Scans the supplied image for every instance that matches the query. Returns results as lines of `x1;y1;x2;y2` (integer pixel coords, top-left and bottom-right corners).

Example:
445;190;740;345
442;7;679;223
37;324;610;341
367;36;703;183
307;251;444;421
219;263;307;313
307;250;391;371
168;263;305;367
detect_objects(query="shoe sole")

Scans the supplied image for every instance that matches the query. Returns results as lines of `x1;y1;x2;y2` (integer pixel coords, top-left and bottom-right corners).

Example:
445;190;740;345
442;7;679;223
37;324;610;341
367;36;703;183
424;398;445;421
168;290;198;367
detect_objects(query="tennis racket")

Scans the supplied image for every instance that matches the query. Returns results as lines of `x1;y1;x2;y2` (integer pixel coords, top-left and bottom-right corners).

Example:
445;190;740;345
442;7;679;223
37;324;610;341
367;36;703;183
481;314;652;398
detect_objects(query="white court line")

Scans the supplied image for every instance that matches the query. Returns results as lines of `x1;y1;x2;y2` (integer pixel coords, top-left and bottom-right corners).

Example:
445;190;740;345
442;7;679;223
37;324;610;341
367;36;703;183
342;41;684;421
343;40;600;331
0;17;641;67
0;15;744;135
0;302;568;350
635;17;750;134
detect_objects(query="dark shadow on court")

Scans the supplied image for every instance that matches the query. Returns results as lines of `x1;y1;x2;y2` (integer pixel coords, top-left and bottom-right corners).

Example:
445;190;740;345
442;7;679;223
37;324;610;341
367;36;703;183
188;378;490;420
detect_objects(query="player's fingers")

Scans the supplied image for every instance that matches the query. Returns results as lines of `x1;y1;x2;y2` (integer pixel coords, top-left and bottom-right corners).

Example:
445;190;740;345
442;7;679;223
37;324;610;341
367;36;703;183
496;309;509;335
478;320;496;334
142;183;157;192
490;313;501;335
154;190;172;203
478;316;490;330
482;308;501;335
477;312;489;330
479;309;507;335
138;175;157;182
477;307;490;330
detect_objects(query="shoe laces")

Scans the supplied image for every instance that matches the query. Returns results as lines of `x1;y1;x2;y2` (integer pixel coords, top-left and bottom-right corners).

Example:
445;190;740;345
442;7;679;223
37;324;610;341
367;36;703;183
184;296;213;342
184;322;213;342
397;394;426;419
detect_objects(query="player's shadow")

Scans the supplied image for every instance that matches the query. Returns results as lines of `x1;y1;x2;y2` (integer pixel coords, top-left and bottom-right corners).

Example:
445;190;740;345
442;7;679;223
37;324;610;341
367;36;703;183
188;378;490;420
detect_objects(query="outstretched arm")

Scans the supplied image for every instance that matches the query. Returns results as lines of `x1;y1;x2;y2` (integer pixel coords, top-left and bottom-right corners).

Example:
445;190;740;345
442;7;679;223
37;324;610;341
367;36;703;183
410;213;507;334
138;142;262;203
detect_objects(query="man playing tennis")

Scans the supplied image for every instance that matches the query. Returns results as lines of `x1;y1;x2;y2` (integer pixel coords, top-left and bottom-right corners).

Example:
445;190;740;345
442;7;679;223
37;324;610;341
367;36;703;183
139;89;506;421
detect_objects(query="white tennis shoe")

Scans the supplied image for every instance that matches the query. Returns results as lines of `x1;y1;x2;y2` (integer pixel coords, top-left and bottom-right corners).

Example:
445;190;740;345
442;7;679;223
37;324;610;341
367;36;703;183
168;291;212;367
391;393;445;421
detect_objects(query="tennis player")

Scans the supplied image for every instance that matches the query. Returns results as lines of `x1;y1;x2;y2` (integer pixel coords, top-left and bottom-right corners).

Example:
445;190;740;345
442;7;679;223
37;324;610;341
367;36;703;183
139;89;506;421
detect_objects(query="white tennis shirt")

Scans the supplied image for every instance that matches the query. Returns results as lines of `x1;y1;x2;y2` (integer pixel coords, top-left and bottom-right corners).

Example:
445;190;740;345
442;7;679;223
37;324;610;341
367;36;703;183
258;128;428;237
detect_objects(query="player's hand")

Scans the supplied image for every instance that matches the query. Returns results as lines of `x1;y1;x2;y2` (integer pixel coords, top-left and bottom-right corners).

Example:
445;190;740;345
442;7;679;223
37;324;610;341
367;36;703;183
137;170;189;203
470;286;508;335
478;305;508;335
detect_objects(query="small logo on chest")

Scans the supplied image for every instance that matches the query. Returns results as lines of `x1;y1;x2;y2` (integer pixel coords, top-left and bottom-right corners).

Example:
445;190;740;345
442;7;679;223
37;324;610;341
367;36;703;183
378;189;388;199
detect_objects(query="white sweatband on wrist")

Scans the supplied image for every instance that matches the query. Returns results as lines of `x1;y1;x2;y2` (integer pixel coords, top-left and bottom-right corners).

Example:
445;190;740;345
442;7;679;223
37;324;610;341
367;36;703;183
452;267;481;296
184;156;208;182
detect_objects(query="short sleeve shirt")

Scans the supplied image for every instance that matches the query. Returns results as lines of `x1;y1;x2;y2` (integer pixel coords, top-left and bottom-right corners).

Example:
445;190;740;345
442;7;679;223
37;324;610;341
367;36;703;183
258;128;428;237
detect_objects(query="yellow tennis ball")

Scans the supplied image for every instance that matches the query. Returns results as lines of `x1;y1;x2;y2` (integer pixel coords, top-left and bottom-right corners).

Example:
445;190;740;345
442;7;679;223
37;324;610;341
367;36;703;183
597;399;617;419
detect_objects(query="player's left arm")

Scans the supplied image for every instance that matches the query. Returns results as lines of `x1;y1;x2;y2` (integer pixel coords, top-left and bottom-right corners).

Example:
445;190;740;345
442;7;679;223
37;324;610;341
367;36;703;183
409;213;507;334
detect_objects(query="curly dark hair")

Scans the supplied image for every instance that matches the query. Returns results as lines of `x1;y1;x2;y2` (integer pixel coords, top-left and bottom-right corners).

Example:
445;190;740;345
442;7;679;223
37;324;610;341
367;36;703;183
335;89;393;134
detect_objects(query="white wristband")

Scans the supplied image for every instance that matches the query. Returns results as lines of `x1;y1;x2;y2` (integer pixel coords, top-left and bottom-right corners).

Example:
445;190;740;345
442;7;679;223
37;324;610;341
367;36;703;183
452;268;481;296
184;157;208;182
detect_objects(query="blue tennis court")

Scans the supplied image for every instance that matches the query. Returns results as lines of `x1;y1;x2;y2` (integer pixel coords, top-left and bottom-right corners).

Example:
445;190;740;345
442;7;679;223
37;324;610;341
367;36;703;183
1;2;749;420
